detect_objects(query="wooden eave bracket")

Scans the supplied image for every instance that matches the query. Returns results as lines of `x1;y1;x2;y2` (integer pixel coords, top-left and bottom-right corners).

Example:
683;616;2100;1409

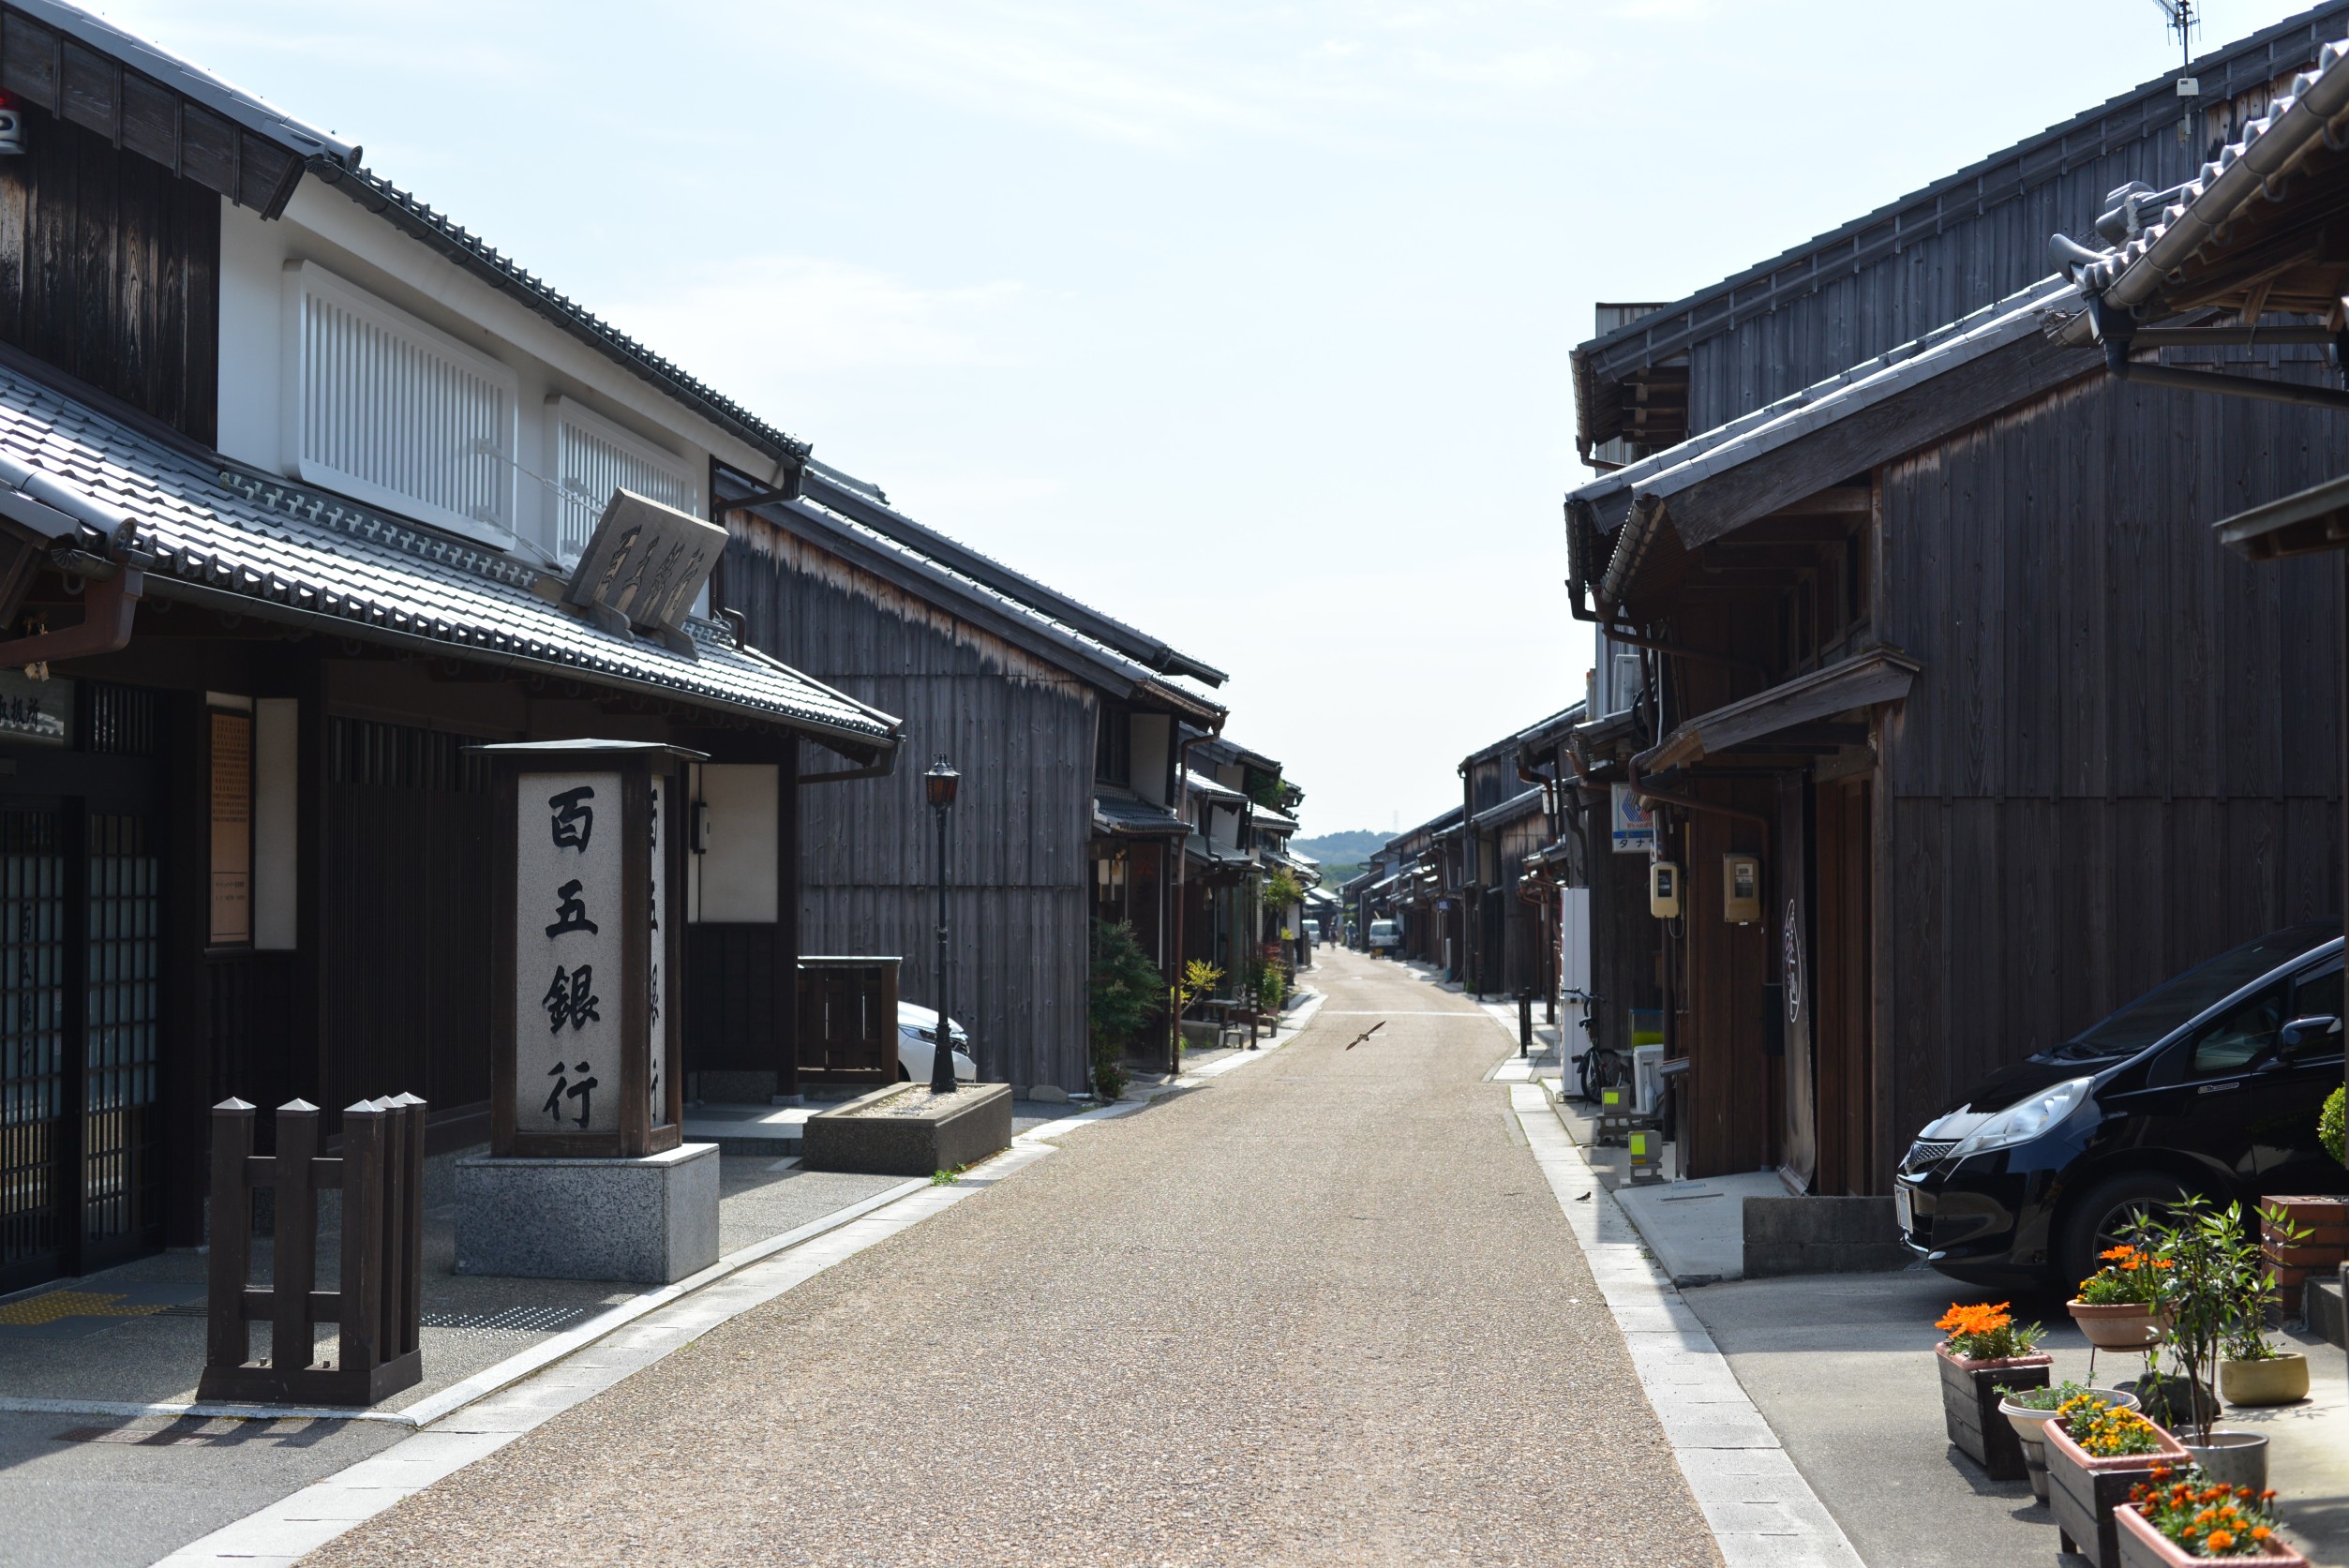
0;556;145;672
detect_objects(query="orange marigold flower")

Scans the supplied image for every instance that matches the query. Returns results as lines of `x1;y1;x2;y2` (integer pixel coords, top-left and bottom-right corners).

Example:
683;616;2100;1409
2208;1531;2236;1551
2252;1526;2274;1542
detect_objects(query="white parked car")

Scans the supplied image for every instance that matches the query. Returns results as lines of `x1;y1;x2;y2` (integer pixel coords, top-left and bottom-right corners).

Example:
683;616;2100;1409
896;1003;979;1083
1368;918;1400;955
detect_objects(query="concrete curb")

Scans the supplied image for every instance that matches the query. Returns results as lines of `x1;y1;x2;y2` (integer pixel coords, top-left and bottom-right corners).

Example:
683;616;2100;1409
1508;1083;1864;1568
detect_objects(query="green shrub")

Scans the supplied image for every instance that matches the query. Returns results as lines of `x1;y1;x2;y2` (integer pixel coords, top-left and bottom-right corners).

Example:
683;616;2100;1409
2323;1085;2345;1166
1086;919;1161;1100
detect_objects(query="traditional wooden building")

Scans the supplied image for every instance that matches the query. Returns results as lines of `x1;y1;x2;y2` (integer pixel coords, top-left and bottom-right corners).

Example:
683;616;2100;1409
1457;706;1585;1000
1562;13;2349;1198
0;4;914;1292
707;466;1225;1094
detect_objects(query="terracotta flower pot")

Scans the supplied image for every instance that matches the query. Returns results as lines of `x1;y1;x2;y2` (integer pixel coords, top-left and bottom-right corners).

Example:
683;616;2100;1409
1937;1341;2050;1481
2221;1353;2311;1408
2115;1502;2306;1568
2068;1298;2170;1349
2044;1413;2191;1568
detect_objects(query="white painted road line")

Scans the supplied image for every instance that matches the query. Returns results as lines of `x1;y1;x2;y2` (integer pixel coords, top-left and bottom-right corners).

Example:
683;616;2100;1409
1509;1083;1864;1568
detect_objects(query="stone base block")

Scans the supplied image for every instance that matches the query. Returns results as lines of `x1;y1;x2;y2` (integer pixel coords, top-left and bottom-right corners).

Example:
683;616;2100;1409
2310;1269;2347;1348
456;1143;720;1283
1743;1195;1912;1278
803;1083;1012;1176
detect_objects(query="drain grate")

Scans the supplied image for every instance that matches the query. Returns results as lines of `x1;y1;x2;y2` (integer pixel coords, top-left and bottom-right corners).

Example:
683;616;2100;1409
419;1306;591;1337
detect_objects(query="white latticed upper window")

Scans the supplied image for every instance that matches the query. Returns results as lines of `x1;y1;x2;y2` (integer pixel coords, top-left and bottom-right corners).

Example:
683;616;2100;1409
282;261;518;544
547;396;698;566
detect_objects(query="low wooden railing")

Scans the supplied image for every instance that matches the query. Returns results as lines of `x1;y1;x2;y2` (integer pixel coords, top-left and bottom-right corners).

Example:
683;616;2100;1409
200;1094;426;1407
796;956;901;1083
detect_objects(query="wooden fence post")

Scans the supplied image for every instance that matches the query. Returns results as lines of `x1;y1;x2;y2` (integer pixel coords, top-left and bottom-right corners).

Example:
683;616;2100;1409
202;1098;254;1374
337;1099;383;1381
269;1098;320;1381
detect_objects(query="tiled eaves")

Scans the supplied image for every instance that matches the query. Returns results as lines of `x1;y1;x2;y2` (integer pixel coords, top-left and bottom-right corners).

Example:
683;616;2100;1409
0;367;897;747
1576;1;2349;384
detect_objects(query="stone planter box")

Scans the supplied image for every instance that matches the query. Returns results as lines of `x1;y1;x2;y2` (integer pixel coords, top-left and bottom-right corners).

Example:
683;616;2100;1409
2046;1415;2191;1568
2117;1503;2306;1568
1937;1341;2049;1480
801;1083;1011;1176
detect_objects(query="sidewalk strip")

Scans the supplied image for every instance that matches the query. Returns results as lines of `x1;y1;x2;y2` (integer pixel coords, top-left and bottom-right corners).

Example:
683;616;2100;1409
1508;1083;1863;1568
0;1175;932;1430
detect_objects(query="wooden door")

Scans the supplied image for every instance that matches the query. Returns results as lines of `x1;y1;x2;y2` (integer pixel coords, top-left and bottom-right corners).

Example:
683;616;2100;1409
1813;778;1878;1195
0;802;164;1292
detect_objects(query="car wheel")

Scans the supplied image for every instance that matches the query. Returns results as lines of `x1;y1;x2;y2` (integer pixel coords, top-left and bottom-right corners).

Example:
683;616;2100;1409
896;1063;910;1082
2057;1171;2191;1291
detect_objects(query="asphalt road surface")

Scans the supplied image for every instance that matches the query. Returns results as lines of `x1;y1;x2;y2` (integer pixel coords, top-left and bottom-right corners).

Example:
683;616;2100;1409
307;947;1723;1567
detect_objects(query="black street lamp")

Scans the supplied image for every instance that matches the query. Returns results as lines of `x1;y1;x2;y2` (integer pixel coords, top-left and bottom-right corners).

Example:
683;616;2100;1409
924;756;961;1094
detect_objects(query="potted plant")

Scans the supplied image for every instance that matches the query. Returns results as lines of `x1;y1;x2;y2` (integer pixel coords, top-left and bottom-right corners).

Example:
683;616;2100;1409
1935;1301;2049;1479
1997;1381;2141;1502
2220;1221;2310;1409
2116;1467;2304;1565
2072;1244;2173;1349
2122;1199;2276;1490
2045;1396;2192;1568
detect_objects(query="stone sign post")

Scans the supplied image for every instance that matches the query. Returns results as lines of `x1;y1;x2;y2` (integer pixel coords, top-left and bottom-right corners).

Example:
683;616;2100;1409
455;739;719;1282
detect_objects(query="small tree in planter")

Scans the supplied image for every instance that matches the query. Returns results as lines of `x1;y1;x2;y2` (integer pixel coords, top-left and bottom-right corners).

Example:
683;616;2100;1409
1934;1302;2049;1479
2120;1199;2256;1442
2222;1205;2311;1409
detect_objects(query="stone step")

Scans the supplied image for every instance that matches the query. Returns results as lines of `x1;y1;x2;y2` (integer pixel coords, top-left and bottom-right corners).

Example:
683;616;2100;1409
2308;1272;2347;1350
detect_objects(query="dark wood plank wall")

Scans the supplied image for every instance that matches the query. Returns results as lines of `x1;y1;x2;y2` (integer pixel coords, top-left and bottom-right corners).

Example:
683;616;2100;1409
0;99;217;442
1876;374;2346;1184
1669;57;2327;437
720;519;1096;1092
317;717;498;1114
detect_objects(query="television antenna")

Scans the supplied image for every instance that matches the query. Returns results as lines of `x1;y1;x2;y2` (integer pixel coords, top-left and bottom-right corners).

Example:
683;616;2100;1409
2150;0;2200;144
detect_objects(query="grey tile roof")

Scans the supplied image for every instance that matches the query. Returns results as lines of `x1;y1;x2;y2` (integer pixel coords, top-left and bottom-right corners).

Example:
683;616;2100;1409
1092;788;1188;836
1571;1;2349;392
2065;36;2349;314
776;487;1222;723
0;365;897;746
799;467;1225;688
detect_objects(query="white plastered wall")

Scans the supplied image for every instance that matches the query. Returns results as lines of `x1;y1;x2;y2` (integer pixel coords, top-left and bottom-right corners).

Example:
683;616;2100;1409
686;764;780;923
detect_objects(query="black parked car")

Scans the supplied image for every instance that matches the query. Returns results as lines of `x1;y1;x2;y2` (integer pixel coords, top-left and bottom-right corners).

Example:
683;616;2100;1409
1895;921;2347;1291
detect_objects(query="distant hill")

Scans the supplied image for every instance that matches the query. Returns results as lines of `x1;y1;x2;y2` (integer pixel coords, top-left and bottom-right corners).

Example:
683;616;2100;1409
1293;829;1386;865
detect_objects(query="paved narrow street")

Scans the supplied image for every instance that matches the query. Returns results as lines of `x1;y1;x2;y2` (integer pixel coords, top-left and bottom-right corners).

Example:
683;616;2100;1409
306;947;1721;1567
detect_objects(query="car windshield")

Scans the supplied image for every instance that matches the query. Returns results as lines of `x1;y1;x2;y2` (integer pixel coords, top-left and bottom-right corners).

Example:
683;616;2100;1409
2045;921;2340;1061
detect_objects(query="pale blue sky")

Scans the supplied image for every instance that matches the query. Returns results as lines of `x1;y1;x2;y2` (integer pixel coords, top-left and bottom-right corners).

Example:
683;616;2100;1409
99;0;2306;836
